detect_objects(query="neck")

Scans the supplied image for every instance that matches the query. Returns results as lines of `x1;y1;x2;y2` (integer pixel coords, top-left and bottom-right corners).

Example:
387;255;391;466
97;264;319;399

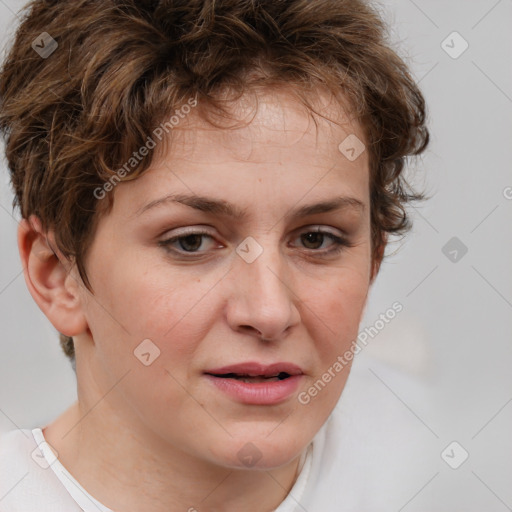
43;399;305;512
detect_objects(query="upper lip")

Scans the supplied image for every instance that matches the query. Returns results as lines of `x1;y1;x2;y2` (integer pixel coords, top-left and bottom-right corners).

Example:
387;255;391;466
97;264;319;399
205;362;303;377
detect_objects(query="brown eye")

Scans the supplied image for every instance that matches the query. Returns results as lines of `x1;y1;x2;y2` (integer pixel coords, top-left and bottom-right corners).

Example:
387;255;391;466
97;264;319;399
158;231;215;254
301;232;326;250
296;229;351;255
175;234;203;252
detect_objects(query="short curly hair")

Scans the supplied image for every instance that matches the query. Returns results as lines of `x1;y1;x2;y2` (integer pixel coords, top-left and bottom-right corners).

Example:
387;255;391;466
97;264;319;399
0;0;429;364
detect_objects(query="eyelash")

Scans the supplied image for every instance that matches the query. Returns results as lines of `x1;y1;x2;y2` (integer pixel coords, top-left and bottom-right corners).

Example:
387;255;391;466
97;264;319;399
158;228;353;257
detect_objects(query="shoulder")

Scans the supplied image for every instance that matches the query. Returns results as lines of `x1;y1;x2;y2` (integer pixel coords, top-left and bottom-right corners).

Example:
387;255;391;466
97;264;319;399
0;428;81;512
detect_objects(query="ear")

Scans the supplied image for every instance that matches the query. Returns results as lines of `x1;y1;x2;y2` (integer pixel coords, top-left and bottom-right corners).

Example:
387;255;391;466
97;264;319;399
370;235;387;284
17;215;88;337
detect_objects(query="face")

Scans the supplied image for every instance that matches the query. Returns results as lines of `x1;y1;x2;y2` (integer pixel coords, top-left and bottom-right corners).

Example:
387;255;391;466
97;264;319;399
76;88;373;469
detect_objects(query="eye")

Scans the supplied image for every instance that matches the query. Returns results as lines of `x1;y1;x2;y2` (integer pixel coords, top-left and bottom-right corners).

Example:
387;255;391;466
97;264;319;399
158;230;217;254
294;228;351;255
158;227;352;257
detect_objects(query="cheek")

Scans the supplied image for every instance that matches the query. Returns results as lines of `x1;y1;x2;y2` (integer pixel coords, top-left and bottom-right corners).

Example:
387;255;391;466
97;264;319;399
297;270;368;415
306;259;370;341
84;255;216;367
332;272;369;329
300;271;369;415
316;284;368;370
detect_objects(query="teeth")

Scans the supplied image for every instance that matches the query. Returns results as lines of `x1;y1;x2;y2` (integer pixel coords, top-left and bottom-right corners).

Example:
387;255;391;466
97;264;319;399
213;372;291;382
239;376;280;383
229;373;290;383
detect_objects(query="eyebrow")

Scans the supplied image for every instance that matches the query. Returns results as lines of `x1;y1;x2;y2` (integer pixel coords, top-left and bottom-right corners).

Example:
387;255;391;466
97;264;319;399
135;193;364;220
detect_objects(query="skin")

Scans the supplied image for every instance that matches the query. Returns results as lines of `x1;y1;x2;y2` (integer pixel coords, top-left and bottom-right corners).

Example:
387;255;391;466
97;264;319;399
18;87;383;512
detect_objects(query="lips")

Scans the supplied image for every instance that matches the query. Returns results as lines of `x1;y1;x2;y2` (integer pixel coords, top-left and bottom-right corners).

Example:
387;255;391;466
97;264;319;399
204;362;304;405
205;362;303;381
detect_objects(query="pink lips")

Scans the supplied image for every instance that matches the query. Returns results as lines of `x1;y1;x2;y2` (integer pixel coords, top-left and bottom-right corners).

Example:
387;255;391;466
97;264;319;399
204;362;304;405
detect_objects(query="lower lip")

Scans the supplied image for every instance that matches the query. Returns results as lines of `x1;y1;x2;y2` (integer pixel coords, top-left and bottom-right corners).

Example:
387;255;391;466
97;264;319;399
204;374;303;405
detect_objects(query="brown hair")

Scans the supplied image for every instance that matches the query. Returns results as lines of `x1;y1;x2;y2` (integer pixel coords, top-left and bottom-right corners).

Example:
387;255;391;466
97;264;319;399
0;0;429;363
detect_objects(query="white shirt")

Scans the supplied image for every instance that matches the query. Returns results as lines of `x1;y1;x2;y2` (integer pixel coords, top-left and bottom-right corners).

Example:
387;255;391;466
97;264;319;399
0;358;436;511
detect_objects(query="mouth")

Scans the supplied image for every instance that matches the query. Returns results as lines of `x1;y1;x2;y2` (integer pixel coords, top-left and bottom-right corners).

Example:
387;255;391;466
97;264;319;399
204;362;304;405
204;361;303;381
206;371;293;383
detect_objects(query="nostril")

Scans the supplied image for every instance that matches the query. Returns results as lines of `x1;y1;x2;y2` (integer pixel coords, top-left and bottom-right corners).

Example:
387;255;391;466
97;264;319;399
258;331;273;342
240;326;274;342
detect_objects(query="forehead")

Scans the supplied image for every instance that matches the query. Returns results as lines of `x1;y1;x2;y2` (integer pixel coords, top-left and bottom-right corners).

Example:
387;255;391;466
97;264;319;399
113;87;370;220
161;88;367;167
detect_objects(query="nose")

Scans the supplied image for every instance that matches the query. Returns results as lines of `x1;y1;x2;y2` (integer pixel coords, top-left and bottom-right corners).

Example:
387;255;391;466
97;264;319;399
225;237;300;342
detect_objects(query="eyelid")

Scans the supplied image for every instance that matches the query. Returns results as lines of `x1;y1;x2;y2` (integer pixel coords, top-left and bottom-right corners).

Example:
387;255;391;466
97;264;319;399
299;225;345;237
160;224;346;239
157;228;219;251
161;226;215;238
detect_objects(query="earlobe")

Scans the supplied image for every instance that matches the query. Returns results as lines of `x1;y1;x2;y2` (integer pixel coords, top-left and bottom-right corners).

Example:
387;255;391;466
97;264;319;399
17;215;88;337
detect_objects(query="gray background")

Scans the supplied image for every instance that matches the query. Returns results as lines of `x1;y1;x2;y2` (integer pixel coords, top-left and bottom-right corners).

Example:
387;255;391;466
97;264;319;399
0;0;511;510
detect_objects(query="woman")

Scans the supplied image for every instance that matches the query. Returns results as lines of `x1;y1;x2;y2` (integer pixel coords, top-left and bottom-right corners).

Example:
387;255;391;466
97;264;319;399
0;0;428;510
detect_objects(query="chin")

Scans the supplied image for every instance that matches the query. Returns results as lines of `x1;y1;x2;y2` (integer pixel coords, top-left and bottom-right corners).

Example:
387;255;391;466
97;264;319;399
207;425;311;470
